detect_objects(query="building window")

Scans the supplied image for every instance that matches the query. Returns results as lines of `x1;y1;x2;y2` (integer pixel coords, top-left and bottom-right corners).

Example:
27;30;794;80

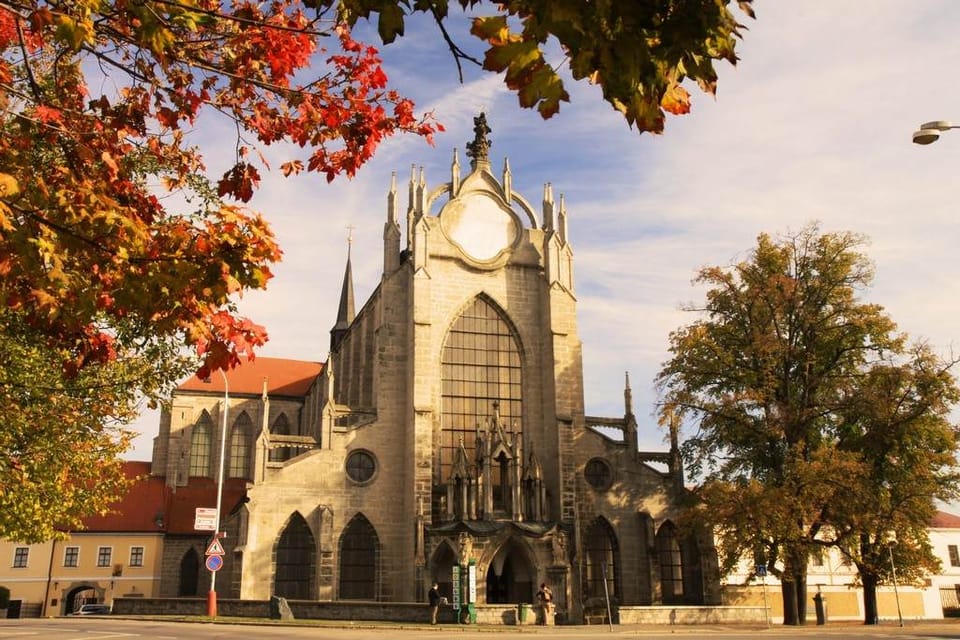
268;414;292;463
13;547;28;568
583;517;618;599
657;522;685;603
440;297;522;483
275;513;316;600
949;545;960;567
584;458;612;490
129;547;144;568
228;412;252;479
97;547;112;567
189;413;213;477
64;546;79;567
346;450;376;484
339;514;378;600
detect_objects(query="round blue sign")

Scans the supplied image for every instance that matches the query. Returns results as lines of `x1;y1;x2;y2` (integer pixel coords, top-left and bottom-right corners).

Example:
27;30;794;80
205;554;223;572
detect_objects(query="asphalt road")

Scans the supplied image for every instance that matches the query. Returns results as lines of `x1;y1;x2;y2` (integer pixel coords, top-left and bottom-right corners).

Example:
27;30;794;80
4;618;960;640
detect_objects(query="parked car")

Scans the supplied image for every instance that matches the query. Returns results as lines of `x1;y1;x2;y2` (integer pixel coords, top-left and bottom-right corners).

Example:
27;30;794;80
73;604;111;615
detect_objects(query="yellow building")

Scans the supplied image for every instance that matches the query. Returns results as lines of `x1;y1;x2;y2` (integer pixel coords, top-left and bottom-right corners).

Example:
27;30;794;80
0;461;166;617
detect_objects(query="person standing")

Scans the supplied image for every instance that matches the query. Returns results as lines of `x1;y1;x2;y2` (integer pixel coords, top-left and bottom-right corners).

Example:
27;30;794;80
428;581;442;625
536;582;553;625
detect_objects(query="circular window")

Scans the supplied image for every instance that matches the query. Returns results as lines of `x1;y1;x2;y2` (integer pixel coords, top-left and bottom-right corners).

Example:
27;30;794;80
346;450;377;484
584;458;612;490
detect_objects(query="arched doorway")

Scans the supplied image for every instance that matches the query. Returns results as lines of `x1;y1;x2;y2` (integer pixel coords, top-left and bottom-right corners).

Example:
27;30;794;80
65;585;99;614
429;542;457;601
178;548;200;596
485;538;534;604
275;512;316;600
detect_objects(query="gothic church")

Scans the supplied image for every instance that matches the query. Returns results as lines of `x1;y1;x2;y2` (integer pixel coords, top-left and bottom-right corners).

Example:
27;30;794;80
150;115;720;621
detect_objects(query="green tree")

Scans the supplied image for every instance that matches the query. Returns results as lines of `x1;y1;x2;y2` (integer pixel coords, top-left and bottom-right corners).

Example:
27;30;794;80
656;224;910;625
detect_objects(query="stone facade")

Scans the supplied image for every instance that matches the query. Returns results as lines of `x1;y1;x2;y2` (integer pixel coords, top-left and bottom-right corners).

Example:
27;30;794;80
150;115;721;622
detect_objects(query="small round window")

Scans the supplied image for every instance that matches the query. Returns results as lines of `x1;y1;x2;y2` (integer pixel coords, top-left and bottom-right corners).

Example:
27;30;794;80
584;458;612;490
346;450;377;484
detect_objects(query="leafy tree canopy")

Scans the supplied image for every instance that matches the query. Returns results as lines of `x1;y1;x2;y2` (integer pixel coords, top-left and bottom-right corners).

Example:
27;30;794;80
657;224;959;624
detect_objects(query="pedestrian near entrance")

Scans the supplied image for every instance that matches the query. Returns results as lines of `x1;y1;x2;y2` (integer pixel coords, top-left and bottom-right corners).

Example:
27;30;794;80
428;581;441;625
535;581;553;625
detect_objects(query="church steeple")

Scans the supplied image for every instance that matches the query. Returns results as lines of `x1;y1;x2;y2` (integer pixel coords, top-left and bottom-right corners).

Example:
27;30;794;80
330;230;355;352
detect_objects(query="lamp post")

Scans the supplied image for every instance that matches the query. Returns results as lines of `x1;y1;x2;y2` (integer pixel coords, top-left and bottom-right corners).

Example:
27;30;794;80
887;538;903;627
912;120;960;145
207;369;229;617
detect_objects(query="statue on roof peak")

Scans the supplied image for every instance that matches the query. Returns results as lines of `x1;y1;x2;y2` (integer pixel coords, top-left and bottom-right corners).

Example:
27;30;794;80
465;112;492;164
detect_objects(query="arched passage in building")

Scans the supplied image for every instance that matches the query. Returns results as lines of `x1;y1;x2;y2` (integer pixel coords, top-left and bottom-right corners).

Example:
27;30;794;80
429;540;457;601
64;584;100;614
583;517;619;601
178;547;200;596
485;537;534;604
274;512;316;600
338;513;379;600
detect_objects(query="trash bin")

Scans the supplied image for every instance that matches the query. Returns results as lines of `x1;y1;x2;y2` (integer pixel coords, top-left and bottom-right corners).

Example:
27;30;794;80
518;603;531;624
813;593;827;625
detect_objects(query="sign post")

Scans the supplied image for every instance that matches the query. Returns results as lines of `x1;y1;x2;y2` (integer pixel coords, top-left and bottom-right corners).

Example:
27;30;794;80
756;565;770;627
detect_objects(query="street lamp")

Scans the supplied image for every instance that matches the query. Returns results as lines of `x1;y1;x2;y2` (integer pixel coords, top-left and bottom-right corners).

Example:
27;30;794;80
912;120;960;145
207;369;229;618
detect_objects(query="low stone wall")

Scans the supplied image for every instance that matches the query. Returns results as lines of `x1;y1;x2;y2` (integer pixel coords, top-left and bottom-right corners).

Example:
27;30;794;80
113;598;767;626
617;605;768;625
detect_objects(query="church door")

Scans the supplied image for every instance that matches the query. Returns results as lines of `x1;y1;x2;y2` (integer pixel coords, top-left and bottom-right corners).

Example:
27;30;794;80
178;548;200;596
485;539;534;604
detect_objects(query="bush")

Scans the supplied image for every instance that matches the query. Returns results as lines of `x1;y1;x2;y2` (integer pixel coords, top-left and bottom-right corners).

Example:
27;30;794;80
0;586;10;609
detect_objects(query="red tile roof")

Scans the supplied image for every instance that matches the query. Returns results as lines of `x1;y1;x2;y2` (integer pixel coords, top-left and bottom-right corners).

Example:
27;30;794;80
81;461;168;533
162;477;248;535
932;511;960;528
178;357;323;397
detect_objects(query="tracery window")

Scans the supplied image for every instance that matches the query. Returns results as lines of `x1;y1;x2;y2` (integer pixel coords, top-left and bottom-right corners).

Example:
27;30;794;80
583;517;618;599
657;521;684;603
228;412;252;479
189;412;213;477
440;297;522;482
269;414;292;463
339;514;379;600
275;513;316;600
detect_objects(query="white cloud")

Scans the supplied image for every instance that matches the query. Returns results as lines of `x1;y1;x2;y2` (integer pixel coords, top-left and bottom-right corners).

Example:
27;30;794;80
126;1;960;461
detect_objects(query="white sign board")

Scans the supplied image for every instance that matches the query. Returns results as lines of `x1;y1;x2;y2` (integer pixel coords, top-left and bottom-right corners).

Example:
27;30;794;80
194;507;218;532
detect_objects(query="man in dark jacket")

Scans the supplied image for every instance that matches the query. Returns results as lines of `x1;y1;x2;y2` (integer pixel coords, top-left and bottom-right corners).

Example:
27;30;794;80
428;581;442;624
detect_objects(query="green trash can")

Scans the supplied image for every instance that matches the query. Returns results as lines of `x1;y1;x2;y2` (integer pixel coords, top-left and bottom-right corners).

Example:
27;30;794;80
518;603;531;624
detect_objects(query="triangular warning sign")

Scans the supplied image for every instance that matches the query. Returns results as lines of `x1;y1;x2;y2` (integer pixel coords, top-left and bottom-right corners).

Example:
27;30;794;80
206;539;225;555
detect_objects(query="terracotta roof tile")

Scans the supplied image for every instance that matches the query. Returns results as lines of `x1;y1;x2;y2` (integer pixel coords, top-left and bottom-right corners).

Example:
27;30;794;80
178;357;323;397
81;461;168;533
931;510;960;528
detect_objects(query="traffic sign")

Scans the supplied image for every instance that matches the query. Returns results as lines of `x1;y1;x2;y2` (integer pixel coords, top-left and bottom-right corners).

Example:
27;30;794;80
206;539;225;556
195;507;217;531
205;554;223;572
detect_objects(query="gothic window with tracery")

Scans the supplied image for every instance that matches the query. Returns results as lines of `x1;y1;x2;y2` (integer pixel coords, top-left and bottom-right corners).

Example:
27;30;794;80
583;517;618;599
228;412;252;479
189;412;213;477
339;514;379;600
440;297;522;482
657;521;684;603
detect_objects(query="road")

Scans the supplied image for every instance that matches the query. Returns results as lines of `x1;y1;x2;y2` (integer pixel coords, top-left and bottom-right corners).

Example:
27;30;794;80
3;618;960;640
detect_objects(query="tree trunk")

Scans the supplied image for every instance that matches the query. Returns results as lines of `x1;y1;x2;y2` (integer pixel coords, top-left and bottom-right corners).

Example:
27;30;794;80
796;572;807;624
781;580;798;625
862;572;879;624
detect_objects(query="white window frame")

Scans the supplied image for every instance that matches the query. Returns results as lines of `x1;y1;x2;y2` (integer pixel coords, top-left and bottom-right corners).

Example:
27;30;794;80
129;546;145;567
12;547;28;568
64;546;80;567
96;546;113;568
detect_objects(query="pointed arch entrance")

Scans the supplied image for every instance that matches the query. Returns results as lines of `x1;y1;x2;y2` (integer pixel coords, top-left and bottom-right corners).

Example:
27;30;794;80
485;537;534;604
429;541;457;601
274;512;316;600
178;547;200;596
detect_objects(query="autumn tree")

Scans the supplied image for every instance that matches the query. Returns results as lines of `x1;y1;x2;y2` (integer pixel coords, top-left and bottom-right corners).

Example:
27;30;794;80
825;346;959;624
655;224;956;625
0;0;753;538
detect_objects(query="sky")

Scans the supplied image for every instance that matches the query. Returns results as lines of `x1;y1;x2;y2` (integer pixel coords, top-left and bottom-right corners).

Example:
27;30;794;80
125;1;960;460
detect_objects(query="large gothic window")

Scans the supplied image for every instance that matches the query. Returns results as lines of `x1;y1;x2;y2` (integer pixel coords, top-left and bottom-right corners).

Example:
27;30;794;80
268;414;291;462
584;517;618;599
657;521;684;603
339;514;379;600
440;297;522;481
274;513;316;600
188;412;213;477
228;412;252;479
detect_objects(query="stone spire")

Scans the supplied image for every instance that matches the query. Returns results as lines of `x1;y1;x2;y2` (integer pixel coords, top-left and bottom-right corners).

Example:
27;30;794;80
465;112;492;169
330;230;355;352
384;172;401;273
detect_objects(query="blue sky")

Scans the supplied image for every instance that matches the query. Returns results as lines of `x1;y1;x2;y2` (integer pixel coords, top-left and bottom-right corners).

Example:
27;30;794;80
126;1;960;459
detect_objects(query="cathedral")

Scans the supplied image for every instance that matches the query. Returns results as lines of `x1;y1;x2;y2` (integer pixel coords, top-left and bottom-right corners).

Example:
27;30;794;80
150;115;720;622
